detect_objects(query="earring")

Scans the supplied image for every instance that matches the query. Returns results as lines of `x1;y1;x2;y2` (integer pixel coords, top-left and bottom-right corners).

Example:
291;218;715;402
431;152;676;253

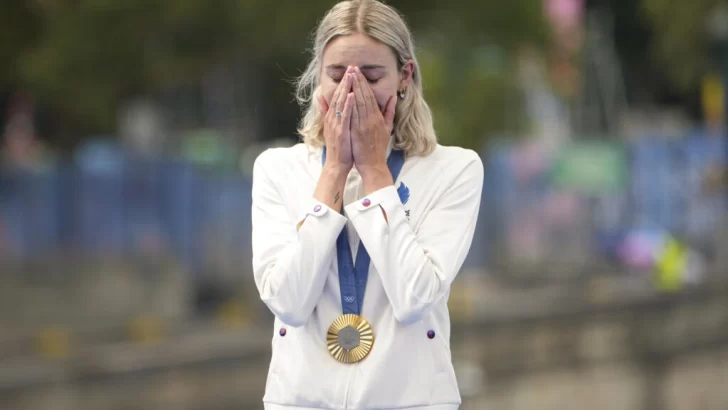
398;90;406;100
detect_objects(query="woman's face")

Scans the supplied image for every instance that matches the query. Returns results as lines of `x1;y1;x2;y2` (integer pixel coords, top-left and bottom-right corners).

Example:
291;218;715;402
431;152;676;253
320;33;413;114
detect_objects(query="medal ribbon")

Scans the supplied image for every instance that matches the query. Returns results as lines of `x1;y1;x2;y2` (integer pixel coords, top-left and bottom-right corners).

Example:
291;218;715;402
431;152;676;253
321;148;405;315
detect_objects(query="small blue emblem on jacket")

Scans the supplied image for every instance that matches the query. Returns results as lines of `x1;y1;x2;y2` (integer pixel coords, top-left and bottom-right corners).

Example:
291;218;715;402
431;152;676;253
397;182;410;205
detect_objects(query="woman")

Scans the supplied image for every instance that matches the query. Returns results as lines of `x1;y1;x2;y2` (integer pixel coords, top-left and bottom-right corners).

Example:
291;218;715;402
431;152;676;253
251;1;483;409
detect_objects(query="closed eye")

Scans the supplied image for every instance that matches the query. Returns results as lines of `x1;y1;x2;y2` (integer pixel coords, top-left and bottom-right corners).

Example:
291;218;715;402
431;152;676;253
330;76;380;84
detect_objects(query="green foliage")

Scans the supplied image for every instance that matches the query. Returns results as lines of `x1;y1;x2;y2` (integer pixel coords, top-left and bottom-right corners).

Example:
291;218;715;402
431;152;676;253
4;0;548;150
0;2;41;84
412;0;548;149
641;0;723;91
14;0;256;138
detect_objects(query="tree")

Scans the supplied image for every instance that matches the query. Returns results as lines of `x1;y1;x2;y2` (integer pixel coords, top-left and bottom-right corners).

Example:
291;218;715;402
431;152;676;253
4;0;549;151
641;0;723;93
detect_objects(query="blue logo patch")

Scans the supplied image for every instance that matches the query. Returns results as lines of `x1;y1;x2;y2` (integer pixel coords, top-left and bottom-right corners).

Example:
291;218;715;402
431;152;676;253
397;182;410;205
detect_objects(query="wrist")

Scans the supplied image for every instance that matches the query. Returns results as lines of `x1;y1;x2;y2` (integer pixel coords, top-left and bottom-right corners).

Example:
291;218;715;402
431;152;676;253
357;162;388;178
314;165;349;211
361;165;393;194
321;163;350;182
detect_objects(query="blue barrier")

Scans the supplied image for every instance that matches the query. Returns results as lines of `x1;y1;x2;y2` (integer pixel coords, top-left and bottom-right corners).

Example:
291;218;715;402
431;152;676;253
0;132;725;275
0;169;61;257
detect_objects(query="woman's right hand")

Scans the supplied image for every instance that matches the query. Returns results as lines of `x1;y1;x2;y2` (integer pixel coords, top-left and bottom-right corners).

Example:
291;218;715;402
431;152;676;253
318;66;355;174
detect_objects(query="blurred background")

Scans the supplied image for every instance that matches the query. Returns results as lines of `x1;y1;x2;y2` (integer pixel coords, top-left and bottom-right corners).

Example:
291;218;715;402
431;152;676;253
1;0;727;409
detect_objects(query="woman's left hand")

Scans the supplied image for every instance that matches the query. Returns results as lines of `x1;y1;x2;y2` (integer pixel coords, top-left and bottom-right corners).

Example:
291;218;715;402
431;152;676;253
350;66;397;192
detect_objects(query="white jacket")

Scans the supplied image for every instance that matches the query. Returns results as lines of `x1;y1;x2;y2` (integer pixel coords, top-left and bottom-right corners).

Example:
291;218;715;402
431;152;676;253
251;142;484;410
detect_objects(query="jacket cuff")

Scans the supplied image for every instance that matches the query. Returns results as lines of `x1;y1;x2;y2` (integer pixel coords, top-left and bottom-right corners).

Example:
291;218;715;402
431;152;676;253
344;185;400;222
297;198;348;232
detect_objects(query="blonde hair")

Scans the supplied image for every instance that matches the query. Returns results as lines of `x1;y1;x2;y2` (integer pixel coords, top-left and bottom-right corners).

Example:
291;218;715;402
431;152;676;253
295;0;437;157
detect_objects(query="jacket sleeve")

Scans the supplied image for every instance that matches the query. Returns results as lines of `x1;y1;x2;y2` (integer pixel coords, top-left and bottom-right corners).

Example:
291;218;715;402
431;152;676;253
344;150;484;325
251;149;347;327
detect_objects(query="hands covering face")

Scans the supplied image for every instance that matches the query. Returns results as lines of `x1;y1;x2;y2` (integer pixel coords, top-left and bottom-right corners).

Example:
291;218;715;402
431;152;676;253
318;66;395;173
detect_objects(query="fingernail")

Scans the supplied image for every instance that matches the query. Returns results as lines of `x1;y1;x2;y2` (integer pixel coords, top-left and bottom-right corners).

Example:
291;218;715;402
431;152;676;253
355;66;360;73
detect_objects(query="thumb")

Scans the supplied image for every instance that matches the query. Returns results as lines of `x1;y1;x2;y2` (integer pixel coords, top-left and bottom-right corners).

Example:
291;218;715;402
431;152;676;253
318;94;329;116
383;95;396;132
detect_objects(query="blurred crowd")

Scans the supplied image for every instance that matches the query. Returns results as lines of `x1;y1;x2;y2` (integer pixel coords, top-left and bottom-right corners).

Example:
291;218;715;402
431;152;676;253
1;86;725;297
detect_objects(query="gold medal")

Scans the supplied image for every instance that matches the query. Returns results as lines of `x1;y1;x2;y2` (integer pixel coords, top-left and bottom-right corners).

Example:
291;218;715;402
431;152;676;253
327;314;375;363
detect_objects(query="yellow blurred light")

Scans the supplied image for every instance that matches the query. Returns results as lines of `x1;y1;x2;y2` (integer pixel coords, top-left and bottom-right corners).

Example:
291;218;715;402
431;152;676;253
128;316;164;346
36;326;72;360
215;299;251;330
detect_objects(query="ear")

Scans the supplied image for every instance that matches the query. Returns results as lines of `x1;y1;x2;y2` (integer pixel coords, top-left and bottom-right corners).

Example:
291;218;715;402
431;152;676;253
399;59;415;90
